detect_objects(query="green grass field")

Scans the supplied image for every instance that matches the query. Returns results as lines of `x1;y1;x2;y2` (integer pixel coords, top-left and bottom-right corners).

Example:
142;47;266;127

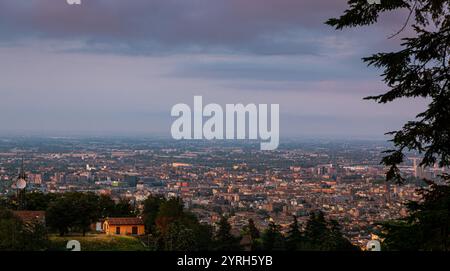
49;234;149;251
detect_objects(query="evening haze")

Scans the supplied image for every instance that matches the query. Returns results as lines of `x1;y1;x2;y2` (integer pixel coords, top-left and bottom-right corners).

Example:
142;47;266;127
0;0;427;138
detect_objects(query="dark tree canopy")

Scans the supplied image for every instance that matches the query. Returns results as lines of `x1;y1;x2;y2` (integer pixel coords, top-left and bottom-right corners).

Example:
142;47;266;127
261;221;286;251
286;215;303;251
45;192;135;236
379;177;450;250
303;211;358;251
244;218;260;240
144;197;214;251
214;216;242;251
143;195;166;234
328;0;450;183
328;0;450;251
0;208;48;251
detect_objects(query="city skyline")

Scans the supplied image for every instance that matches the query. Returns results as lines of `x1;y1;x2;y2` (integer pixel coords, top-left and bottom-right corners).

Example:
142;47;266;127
0;137;434;249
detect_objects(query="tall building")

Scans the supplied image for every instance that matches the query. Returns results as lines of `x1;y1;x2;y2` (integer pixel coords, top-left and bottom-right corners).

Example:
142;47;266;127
124;174;139;187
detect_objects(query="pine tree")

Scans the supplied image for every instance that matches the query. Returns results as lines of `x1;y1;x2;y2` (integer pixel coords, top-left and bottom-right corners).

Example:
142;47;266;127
244;218;260;240
304;211;328;250
304;211;358;251
142;195;166;234
286;215;304;250
261;221;285;251
380;176;450;250
328;0;450;251
327;0;450;183
214;216;241;251
241;218;261;251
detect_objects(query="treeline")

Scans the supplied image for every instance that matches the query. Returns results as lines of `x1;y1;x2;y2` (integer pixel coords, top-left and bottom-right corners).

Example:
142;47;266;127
0;192;359;251
379;178;450;251
142;195;358;251
0;208;48;250
143;196;213;250
2;192;135;236
3;185;448;251
0;192;137;250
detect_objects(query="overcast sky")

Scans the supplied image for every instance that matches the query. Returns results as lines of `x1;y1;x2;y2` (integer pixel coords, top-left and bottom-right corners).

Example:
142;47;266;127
0;0;427;139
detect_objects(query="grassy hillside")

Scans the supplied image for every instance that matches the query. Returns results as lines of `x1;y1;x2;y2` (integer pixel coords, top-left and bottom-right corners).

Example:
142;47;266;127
49;234;148;251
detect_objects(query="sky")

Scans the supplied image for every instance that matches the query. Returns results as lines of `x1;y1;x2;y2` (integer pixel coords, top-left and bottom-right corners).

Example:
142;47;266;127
0;0;428;139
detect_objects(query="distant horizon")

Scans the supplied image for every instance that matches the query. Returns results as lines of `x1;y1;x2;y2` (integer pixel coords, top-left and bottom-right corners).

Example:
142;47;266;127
0;132;392;142
0;0;425;139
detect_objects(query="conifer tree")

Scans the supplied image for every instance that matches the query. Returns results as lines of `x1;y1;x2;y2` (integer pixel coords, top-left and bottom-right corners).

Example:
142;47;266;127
328;0;450;251
327;0;450;183
261;221;285;251
214;216;241;251
286;215;304;250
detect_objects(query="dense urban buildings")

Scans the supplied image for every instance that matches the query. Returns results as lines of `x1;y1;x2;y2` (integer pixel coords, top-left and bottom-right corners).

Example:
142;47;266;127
0;137;446;248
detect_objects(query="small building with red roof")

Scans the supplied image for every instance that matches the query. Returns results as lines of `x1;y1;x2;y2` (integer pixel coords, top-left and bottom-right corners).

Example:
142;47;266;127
103;217;145;236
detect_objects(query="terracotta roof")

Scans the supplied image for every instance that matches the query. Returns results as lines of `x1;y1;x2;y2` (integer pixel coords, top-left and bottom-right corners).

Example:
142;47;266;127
13;211;46;223
105;217;144;226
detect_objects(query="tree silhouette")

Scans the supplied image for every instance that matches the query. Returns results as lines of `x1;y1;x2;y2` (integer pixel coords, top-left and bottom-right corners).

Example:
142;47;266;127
328;0;450;250
243;218;260;240
261;220;285;251
241;218;261;250
303;211;358;251
214;216;241;251
327;0;450;183
148;197;214;251
142;195;166;234
162;222;196;251
286;215;304;250
379;177;450;250
0;208;48;250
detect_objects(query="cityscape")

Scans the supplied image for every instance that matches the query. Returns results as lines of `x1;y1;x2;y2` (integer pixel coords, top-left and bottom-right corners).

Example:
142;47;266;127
0;0;448;258
1;136;445;249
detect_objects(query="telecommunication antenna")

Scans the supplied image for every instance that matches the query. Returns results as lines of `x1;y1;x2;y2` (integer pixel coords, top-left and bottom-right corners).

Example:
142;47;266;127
12;157;27;209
